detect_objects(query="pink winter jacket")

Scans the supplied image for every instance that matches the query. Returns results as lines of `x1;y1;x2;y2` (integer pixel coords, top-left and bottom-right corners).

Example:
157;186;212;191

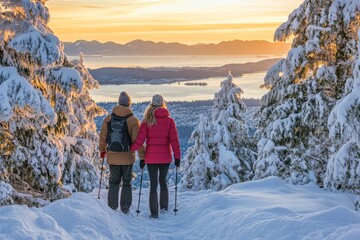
131;108;181;164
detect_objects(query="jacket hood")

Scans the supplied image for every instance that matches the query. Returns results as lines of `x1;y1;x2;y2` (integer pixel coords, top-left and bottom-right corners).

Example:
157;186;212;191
112;105;132;117
154;108;169;118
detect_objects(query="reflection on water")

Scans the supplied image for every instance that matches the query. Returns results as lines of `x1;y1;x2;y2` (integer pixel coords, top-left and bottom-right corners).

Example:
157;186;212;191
90;72;268;102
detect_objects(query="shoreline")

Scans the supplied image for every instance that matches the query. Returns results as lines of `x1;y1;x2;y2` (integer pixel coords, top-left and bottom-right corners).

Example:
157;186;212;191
95;98;260;106
89;58;280;85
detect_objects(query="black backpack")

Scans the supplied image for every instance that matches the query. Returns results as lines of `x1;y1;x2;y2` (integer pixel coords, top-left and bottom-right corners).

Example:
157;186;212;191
107;113;133;152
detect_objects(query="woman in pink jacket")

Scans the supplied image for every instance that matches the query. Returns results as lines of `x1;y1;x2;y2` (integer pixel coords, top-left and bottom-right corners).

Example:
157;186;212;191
131;94;181;218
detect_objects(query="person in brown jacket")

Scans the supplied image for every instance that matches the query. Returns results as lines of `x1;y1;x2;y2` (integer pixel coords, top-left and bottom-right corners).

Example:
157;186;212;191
99;91;145;213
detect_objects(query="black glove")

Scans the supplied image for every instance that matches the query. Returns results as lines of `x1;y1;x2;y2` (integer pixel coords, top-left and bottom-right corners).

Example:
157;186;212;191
175;159;180;167
139;160;145;169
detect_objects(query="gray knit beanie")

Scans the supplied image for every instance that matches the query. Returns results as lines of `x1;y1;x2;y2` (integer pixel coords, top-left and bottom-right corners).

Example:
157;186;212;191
118;91;131;107
151;94;164;107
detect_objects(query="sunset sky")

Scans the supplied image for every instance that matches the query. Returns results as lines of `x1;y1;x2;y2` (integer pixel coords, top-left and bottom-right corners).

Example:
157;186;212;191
47;0;303;44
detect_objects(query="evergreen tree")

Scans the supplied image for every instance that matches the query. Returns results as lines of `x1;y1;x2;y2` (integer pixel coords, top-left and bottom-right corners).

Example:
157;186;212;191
325;29;360;204
180;114;215;190
254;0;360;186
0;0;104;206
181;73;256;190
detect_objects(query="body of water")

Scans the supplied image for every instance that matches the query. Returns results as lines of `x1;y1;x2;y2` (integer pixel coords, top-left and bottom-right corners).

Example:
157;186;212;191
90;72;268;102
81;55;279;102
70;54;283;69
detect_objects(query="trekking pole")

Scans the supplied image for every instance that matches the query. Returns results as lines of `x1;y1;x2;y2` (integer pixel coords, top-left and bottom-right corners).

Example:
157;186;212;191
136;168;144;217
97;157;105;199
173;167;178;216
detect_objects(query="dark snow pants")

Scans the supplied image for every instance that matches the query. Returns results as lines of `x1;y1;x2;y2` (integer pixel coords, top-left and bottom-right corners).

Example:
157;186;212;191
108;164;133;212
147;163;170;215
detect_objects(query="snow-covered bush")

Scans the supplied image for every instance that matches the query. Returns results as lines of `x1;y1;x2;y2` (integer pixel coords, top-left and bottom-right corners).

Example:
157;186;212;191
0;0;105;206
0;181;13;206
181;73;256;190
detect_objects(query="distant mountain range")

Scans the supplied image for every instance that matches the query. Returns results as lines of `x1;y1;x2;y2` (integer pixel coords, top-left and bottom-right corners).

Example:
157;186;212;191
64;39;290;56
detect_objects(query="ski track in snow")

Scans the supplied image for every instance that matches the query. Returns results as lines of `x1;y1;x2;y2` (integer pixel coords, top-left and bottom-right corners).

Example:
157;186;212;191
0;177;360;240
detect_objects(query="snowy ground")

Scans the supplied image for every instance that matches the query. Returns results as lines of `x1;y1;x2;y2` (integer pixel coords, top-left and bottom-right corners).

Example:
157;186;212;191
0;177;359;240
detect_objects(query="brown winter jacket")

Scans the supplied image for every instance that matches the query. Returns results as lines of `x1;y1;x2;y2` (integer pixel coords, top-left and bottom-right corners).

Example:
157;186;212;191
99;105;145;165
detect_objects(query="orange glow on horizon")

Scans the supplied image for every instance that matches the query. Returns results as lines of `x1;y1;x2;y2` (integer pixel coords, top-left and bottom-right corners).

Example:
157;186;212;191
46;0;303;44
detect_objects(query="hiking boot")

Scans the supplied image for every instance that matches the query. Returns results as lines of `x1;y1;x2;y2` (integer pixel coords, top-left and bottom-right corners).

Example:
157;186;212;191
109;205;118;210
121;206;130;214
149;213;159;219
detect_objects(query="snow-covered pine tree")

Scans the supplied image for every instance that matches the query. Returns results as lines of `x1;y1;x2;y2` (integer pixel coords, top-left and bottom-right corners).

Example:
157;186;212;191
180;114;215;190
254;0;360;186
56;54;105;193
181;73;256;190
0;0;104;206
325;29;360;204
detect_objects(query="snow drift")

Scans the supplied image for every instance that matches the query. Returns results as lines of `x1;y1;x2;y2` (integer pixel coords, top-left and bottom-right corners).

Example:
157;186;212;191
0;177;359;240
